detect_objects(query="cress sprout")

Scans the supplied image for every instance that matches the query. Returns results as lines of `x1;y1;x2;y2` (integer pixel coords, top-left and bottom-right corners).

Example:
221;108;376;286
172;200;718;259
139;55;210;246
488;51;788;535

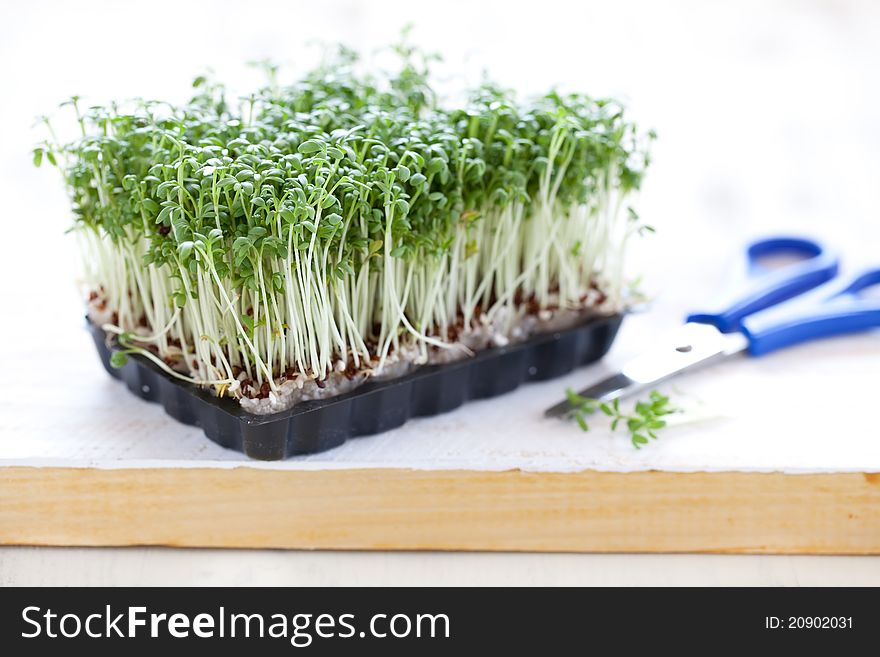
36;45;654;412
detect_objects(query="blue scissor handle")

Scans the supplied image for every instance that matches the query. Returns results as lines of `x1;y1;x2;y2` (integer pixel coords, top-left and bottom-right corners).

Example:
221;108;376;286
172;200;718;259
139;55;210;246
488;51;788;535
686;236;840;333
741;268;880;356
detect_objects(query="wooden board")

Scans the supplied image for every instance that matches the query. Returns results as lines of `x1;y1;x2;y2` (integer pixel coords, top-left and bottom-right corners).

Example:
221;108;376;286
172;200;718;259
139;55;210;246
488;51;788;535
2;467;878;553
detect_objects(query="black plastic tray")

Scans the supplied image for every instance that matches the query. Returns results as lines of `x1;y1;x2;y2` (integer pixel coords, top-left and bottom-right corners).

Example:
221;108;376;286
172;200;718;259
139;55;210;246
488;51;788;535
89;313;623;460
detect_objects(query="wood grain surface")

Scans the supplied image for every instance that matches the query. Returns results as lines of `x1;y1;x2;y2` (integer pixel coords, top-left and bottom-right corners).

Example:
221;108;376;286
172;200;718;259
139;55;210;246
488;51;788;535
2;467;878;553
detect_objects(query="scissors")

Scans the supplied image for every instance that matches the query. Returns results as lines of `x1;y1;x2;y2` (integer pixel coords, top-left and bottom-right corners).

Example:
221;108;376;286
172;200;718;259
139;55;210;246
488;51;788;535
545;235;880;418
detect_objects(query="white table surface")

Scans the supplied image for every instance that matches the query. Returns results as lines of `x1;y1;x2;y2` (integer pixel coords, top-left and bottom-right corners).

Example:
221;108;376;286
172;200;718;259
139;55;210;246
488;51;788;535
2;0;879;585
2;548;879;587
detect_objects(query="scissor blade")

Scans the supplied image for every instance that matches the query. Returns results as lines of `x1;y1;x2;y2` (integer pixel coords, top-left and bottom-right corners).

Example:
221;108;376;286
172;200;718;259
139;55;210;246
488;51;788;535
544;322;748;418
543;372;636;417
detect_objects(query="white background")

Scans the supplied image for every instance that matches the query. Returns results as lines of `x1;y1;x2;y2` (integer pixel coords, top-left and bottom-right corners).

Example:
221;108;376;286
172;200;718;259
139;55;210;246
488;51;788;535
1;0;879;585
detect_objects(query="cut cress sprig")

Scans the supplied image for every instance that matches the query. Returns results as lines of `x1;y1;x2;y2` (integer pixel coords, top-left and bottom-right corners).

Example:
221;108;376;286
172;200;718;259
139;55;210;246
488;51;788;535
35;42;654;412
565;389;679;448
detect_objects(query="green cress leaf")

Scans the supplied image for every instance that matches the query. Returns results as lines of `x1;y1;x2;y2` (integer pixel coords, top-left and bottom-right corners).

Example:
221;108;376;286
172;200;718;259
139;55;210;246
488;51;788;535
109;351;129;369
